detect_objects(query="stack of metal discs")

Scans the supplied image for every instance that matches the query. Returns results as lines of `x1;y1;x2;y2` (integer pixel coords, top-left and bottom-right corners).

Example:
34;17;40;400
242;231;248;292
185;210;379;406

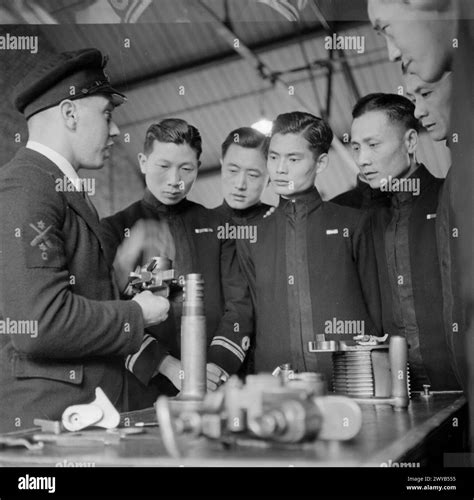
332;351;374;397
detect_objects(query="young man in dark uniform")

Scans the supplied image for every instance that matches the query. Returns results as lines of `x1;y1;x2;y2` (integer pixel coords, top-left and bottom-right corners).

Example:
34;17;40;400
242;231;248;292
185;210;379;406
0;49;169;432
237;112;382;381
350;93;459;391
100;119;253;407
214;127;273;224
368;0;473;455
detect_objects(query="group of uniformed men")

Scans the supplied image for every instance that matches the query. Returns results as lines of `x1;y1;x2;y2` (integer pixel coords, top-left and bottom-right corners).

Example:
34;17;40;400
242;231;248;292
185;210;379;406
0;0;472;435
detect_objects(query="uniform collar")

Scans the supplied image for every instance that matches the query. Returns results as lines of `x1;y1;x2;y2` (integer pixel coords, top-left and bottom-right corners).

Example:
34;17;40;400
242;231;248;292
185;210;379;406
142;188;191;215
390;164;432;208
26;141;81;189
356;175;391;208
220;199;265;219
279;186;322;213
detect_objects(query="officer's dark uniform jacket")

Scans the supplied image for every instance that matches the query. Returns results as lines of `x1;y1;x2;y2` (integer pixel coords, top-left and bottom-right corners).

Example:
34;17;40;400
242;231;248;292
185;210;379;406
100;190;254;398
0;148;144;433
213;200;273;224
370;165;460;390
331;176;391;211
237;186;383;384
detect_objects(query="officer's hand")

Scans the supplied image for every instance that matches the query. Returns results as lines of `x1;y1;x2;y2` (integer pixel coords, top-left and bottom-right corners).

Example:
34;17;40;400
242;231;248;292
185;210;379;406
158;355;182;391
132;291;170;327
206;363;229;392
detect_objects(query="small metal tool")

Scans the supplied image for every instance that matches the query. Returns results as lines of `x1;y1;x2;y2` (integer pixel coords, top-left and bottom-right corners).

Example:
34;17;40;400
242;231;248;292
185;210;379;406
61;387;120;432
0;436;44;451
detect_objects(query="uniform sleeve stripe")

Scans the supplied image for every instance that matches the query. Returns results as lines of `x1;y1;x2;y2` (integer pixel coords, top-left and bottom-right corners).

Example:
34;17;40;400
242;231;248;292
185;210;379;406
211;335;245;357
126;334;156;373
210;339;245;363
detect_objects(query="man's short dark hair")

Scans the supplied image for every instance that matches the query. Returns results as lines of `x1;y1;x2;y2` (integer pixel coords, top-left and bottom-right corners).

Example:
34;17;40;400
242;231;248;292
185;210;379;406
271;111;333;158
352;93;420;132
221;127;269;158
143;118;202;159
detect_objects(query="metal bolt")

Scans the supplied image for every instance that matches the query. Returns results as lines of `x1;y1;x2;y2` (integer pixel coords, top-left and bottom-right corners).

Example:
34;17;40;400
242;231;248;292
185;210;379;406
422;384;431;397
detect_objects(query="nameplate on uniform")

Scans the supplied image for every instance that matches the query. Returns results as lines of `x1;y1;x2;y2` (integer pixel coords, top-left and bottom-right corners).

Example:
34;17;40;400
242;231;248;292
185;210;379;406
426;213;437;220
195;228;213;233
326;229;339;235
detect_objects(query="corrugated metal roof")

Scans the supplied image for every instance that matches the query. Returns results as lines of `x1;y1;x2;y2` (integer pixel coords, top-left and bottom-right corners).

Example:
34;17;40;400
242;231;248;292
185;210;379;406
0;5;450;214
103;22;450;210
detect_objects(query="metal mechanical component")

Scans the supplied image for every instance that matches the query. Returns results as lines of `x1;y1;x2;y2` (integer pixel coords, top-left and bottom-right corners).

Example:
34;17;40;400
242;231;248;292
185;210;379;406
309;335;410;410
33;419;63;434
179;273;207;402
31;428;144;447
156;373;362;457
286;371;328;397
0;436;44;451
272;363;294;380
124;256;179;297
422;384;432;398
61;387;120;431
155;397;183;458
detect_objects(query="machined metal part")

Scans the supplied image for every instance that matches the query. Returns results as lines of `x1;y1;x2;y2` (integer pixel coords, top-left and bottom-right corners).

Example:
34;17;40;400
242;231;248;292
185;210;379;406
313;395;362;441
0;436;44;451
33;419;63;434
179;273;207;401
255;399;322;443
155;396;184;458
333;350;376;397
61;387;120;431
31;427;144;447
124;256;178;297
156;373;363;457
308;334;410;410
272;363;294;381
308;334;388;353
286;372;327;396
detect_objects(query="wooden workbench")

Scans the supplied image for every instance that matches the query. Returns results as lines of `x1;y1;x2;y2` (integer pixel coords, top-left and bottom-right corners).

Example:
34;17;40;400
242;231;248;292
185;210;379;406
0;393;467;467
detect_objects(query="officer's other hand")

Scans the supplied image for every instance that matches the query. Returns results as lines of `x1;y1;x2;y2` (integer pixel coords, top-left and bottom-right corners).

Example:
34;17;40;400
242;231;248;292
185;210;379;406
206;363;229;392
132;291;169;327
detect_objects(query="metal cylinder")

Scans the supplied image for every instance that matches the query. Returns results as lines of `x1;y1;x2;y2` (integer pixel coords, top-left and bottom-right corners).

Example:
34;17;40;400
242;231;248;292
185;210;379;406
225;376;245;432
289;372;327;396
257;399;322;443
180;274;207;401
389;335;409;409
332;350;375;397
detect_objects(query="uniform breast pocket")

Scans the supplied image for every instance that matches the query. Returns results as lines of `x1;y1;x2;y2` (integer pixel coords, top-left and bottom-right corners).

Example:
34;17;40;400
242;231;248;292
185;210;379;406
13;355;84;385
